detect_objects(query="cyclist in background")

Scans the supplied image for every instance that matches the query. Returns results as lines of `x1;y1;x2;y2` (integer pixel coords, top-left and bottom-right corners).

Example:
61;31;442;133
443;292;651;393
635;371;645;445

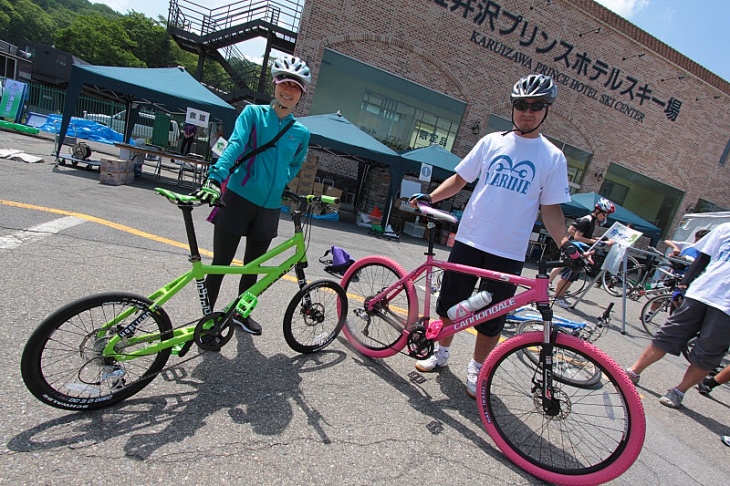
550;198;616;308
410;74;579;399
193;55;312;336
626;222;730;409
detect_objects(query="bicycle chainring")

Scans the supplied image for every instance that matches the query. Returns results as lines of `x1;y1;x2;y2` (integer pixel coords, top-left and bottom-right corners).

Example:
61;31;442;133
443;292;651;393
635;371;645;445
406;326;433;359
193;312;233;352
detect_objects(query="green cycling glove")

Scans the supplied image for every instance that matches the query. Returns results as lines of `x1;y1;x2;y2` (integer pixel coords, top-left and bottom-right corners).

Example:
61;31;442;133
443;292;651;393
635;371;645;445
194;179;221;205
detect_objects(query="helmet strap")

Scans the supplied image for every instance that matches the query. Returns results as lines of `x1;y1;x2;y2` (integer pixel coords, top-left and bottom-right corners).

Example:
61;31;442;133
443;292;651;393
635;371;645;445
503;106;549;137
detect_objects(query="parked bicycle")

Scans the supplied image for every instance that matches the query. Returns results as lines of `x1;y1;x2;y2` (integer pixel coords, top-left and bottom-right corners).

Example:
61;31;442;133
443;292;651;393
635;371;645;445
339;203;645;485
21;188;347;411
601;246;687;300
507;303;613;387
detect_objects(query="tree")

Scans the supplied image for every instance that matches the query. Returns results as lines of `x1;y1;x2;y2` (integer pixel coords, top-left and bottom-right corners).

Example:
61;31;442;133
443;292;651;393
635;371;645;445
54;14;145;67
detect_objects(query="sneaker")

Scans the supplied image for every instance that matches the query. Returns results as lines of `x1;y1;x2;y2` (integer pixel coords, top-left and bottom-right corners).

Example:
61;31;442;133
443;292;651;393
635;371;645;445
625;368;640;385
415;351;448;372
697;377;717;396
555;297;571;309
466;362;482;399
659;388;684;408
644;310;657;321
722;436;730;447
233;316;262;336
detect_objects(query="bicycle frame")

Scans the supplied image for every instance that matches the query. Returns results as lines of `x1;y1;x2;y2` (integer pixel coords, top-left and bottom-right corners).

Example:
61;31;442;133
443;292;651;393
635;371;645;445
365;253;557;345
507;305;587;332
100;190;319;360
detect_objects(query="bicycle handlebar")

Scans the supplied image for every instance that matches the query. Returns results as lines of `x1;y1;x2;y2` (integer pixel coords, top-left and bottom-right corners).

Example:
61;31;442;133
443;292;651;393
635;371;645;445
154;188;340;209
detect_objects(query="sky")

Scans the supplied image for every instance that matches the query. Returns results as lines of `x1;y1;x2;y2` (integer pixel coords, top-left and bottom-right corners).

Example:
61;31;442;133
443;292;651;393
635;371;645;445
95;0;730;82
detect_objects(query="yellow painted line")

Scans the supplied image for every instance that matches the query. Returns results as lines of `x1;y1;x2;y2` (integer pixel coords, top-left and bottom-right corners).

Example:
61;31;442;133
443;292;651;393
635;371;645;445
0;199;297;276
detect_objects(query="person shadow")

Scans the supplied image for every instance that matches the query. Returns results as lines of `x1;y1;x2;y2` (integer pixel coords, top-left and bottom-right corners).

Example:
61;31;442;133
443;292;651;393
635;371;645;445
9;331;346;459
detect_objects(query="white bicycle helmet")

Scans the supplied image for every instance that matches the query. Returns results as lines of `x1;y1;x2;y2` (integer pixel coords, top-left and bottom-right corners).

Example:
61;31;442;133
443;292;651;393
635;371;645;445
510;74;557;104
271;55;312;92
595;197;616;214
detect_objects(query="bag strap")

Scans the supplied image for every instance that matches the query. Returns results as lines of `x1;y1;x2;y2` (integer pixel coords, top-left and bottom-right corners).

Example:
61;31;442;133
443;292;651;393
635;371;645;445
230;119;295;173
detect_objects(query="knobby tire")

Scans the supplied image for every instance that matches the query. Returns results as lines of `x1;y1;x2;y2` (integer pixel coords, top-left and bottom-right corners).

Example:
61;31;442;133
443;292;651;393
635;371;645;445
477;332;645;485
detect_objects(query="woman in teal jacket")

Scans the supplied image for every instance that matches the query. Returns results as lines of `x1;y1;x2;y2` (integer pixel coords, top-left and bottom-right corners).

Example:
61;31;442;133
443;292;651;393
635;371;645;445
194;55;311;335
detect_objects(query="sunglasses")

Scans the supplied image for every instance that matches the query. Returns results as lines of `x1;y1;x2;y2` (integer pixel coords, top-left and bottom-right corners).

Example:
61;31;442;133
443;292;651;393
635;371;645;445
513;100;549;112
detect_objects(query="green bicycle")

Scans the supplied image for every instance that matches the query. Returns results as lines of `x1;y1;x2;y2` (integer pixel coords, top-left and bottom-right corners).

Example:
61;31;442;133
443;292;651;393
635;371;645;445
21;188;347;410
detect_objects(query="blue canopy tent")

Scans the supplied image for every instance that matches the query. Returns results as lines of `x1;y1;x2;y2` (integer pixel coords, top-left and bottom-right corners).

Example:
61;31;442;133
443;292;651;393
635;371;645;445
560;192;662;243
297;113;403;225
400;144;461;183
56;65;238;155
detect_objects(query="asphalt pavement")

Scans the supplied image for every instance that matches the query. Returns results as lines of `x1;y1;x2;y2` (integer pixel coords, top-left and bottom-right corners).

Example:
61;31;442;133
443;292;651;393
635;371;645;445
1;128;728;485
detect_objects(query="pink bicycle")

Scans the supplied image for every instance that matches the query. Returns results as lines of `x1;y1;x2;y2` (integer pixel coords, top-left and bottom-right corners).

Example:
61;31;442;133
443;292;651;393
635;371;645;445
339;203;645;485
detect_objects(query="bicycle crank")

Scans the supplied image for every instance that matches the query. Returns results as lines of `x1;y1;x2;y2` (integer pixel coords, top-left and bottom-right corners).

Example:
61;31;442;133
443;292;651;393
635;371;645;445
406;326;433;359
193;312;234;352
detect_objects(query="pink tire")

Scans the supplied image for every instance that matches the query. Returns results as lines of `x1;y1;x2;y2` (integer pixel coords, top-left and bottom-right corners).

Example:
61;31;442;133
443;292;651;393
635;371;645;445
477;332;646;485
339;256;418;358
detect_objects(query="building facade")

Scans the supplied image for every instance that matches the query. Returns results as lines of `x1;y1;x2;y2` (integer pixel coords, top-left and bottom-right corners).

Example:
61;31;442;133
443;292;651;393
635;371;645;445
291;0;730;237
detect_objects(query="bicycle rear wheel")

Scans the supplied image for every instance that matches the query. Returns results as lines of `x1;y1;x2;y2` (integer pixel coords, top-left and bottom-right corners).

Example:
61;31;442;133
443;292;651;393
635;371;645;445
21;292;173;411
601;257;641;297
339;256;418;358
477;333;645;485
283;279;347;354
515;320;602;387
640;293;673;336
563;271;589;298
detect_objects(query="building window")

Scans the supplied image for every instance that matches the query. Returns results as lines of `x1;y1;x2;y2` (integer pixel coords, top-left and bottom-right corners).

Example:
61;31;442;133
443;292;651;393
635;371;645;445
719;138;730;166
599;163;684;237
693;198;727;213
311;49;465;152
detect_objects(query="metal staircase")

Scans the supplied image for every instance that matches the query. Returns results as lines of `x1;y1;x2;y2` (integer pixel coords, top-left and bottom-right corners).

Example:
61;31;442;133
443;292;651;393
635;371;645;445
167;0;303;104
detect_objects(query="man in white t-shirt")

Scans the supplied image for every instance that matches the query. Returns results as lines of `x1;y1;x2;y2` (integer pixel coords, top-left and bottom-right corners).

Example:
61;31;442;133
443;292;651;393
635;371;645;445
409;74;577;399
626;222;730;408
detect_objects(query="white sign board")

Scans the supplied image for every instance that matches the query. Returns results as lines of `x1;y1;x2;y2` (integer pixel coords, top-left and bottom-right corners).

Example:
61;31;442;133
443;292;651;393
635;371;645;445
419;163;433;182
185;107;210;128
211;136;228;156
601;222;644;274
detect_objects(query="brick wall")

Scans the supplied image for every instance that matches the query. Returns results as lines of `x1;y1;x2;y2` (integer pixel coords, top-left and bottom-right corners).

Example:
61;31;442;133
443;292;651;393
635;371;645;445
293;0;730;235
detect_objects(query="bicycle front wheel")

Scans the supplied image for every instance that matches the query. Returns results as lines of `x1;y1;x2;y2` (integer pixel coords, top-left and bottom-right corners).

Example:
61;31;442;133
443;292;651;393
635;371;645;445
21;292;173;411
515;321;602;387
640;293;673;336
339;256;418;358
283;279;347;354
477;332;645;485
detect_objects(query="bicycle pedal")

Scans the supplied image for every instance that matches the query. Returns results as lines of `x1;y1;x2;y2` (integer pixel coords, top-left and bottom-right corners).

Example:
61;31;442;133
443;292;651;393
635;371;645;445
174;340;195;357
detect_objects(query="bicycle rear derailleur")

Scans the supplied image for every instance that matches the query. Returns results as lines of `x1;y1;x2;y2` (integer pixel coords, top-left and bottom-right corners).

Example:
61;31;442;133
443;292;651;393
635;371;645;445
407;325;433;360
194;312;234;352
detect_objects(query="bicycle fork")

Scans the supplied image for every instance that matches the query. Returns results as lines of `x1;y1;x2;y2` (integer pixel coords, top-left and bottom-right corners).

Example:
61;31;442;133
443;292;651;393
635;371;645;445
535;305;562;416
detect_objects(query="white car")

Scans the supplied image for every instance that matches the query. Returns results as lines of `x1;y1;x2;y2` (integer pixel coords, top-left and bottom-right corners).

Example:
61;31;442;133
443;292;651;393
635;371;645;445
84;110;180;146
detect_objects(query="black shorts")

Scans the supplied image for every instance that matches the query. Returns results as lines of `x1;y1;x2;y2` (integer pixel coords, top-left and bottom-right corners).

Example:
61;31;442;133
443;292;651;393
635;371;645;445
559;267;581;282
211;189;280;240
436;241;523;337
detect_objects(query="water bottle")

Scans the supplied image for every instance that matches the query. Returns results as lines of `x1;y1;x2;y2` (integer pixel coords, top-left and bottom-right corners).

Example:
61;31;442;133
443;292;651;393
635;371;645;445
447;290;493;321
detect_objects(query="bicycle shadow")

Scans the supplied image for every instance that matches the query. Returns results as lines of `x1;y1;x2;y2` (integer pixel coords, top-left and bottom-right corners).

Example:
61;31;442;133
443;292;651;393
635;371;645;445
8;332;346;459
339;340;537;482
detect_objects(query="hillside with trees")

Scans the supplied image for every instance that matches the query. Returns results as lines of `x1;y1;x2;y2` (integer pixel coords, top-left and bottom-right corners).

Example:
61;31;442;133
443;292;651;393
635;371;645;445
0;0;243;87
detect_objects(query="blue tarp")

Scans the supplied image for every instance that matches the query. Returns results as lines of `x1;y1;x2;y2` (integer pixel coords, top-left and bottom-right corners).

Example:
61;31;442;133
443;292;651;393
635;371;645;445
40;113;128;145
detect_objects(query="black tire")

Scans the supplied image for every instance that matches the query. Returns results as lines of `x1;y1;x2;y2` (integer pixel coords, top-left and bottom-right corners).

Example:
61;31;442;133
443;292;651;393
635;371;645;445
283;280;347;354
477;333;646;484
339;256;417;358
21;292;173;411
515;321;602;387
640;293;673;337
563;271;589;298
601;257;641;297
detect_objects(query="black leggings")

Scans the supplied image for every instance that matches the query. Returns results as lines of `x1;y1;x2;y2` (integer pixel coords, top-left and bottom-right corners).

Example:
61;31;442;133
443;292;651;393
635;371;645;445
204;224;272;309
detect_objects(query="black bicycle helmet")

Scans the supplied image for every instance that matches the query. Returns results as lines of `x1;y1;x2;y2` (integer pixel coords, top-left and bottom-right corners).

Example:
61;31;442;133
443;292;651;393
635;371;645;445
510;74;557;104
